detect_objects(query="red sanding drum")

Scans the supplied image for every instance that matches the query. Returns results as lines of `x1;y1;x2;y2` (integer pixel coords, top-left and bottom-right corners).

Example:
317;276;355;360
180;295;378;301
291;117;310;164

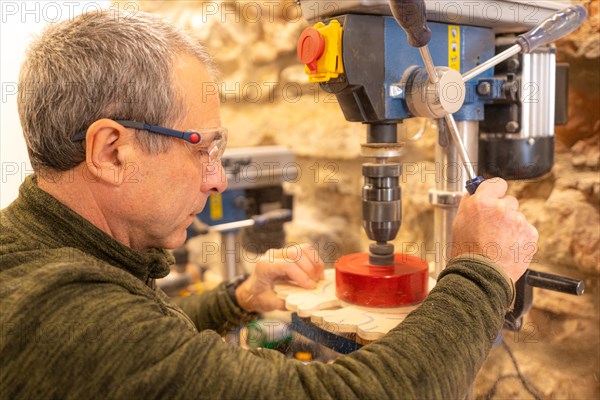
335;253;429;307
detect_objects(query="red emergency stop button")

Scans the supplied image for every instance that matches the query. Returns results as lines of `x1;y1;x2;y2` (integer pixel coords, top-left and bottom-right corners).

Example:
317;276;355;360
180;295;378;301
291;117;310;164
297;27;325;74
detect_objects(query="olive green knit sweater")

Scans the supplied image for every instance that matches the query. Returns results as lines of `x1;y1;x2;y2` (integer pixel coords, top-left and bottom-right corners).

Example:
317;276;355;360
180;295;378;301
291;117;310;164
1;176;513;399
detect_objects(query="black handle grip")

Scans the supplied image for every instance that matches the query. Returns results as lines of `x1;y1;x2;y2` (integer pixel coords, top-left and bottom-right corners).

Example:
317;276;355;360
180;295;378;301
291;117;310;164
517;5;587;53
389;0;432;47
526;269;584;296
466;176;485;195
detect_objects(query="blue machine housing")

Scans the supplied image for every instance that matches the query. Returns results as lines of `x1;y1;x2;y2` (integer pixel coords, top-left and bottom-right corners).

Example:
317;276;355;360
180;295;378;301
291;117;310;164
187;189;247;239
198;189;247;226
327;14;497;124
383;18;495;121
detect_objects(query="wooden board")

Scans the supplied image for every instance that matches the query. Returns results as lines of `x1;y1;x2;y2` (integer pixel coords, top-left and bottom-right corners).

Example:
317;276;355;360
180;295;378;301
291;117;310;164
274;269;437;341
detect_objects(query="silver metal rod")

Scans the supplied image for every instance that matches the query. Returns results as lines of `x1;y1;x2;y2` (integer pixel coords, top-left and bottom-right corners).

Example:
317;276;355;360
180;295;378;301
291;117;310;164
462;44;522;83
209;219;254;233
432;121;479;278
419;46;439;84
223;231;238;280
444;114;476;181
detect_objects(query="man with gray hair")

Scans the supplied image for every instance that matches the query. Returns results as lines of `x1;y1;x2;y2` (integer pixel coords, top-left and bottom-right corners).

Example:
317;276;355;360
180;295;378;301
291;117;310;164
1;9;538;399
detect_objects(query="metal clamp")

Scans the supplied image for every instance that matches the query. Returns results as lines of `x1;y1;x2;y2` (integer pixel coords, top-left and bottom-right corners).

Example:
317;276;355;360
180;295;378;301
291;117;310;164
428;189;464;207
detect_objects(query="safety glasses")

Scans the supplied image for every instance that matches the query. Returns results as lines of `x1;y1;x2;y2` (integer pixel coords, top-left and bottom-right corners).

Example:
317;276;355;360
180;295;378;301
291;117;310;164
71;120;228;164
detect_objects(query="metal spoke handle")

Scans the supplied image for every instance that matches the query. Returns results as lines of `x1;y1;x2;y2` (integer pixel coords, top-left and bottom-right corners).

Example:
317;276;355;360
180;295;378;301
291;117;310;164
389;0;587;194
463;5;587;83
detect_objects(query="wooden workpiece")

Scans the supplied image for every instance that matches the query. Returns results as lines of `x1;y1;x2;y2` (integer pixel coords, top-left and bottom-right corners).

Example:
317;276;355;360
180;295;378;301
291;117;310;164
274;269;436;341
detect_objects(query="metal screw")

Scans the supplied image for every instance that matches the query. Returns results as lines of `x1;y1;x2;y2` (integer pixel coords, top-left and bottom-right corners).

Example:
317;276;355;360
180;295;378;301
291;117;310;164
507;58;520;72
477;81;492;96
506;121;520;133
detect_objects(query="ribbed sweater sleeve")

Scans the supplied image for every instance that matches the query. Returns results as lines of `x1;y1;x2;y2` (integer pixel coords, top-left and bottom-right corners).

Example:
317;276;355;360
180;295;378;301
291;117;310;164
120;256;512;399
169;284;257;334
1;255;512;399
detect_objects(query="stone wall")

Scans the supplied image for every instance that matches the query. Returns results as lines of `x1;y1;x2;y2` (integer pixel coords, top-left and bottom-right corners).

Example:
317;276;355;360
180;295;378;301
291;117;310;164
132;0;599;397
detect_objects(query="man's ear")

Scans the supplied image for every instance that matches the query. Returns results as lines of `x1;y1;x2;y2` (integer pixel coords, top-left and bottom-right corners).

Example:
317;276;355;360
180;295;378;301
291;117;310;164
84;119;136;186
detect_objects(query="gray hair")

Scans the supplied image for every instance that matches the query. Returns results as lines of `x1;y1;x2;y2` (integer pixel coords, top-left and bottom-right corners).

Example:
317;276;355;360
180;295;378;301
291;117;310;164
18;9;217;172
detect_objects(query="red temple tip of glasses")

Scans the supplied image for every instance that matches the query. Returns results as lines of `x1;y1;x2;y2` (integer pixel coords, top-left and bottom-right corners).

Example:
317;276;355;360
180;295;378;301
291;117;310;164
189;133;200;144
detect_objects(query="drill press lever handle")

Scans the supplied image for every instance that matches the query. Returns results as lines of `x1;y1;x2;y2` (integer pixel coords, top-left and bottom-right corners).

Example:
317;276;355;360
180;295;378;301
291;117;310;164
517;5;588;53
388;0;431;47
206;209;293;233
463;5;587;82
526;269;584;296
390;2;586;194
505;269;585;331
390;0;439;83
252;209;293;226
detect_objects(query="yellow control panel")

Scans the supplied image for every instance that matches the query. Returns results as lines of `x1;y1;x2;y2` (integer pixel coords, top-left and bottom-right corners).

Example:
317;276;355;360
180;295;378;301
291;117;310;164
297;20;344;83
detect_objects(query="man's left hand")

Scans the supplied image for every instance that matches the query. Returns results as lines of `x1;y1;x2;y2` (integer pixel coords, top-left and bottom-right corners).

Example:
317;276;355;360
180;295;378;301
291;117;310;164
235;243;325;313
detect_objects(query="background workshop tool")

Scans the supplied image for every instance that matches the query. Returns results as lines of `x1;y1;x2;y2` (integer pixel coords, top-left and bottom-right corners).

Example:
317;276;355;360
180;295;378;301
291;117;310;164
158;146;295;295
196;145;295;280
295;0;586;337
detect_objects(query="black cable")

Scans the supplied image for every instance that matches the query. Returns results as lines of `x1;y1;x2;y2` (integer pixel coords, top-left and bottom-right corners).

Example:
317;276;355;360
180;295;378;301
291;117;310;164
480;338;543;400
501;339;543;399
482;374;519;400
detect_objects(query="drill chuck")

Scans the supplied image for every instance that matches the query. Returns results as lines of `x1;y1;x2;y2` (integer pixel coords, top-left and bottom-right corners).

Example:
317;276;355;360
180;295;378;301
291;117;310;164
362;163;402;265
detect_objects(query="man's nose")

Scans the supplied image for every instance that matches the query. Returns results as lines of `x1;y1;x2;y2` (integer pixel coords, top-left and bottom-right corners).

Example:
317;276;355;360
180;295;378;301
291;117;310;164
201;161;228;194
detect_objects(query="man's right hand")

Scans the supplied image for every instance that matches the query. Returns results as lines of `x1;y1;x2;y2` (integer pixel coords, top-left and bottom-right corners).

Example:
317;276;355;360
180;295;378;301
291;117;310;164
451;178;539;282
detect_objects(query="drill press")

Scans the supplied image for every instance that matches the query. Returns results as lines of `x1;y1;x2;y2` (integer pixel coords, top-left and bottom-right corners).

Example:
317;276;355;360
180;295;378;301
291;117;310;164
296;0;586;320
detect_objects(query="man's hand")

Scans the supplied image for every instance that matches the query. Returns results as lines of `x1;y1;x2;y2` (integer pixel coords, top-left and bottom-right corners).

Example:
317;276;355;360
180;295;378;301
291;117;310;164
235;243;325;313
451;178;539;282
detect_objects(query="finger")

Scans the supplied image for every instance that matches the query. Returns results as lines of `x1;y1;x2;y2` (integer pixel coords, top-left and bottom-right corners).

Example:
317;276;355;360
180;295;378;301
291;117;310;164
269;247;318;283
501;195;519;212
299;243;322;265
271;259;317;289
262;293;286;312
293;253;320;282
476;178;508;199
251;291;286;313
300;244;325;280
285;244;319;281
529;223;540;242
516;211;527;226
515;212;534;241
